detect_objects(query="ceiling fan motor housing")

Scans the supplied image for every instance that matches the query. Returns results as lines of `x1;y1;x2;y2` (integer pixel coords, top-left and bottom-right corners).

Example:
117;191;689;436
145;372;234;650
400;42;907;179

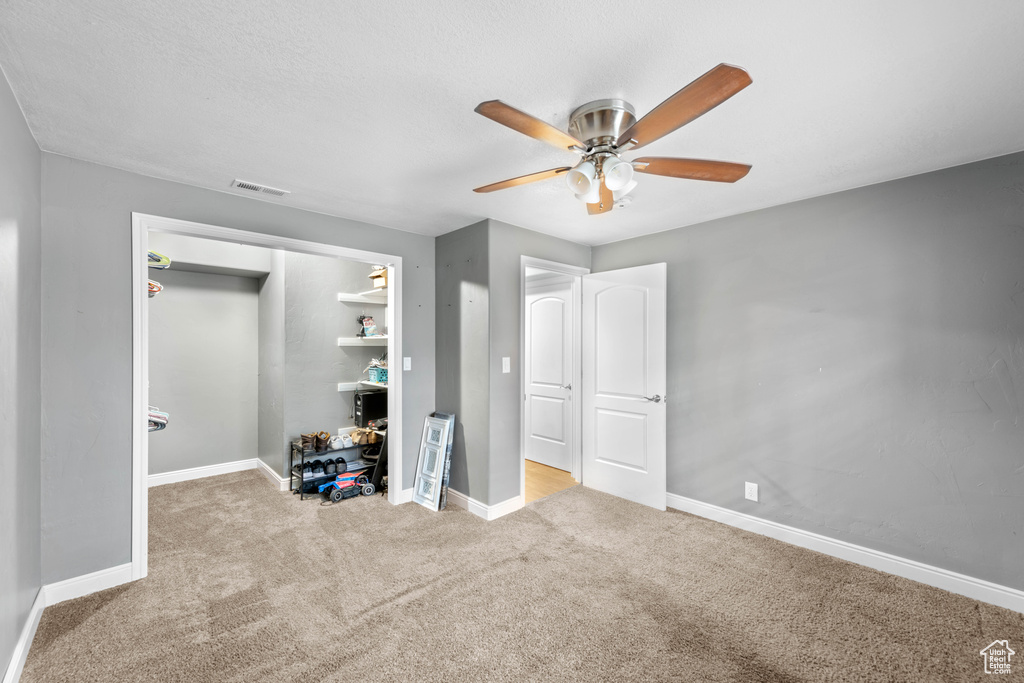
568;99;636;148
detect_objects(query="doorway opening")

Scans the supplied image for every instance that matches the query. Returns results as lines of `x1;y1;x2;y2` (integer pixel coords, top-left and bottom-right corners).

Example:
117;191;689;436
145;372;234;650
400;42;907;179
519;257;588;505
131;213;404;581
519;258;668;511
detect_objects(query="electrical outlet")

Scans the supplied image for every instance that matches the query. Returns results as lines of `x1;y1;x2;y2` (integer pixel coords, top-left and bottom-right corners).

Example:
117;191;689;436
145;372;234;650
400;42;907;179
502;357;511;373
403;356;412;371
744;482;758;502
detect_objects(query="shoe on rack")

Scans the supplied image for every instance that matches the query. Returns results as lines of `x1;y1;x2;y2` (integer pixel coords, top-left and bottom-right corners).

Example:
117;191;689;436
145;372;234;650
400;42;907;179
302;463;313;479
314;431;331;452
324;459;337;475
301;433;316;451
312;460;325;477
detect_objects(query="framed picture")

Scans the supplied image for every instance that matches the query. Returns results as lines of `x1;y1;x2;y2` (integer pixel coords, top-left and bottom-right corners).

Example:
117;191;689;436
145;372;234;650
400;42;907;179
431;412;456;510
413;416;451;510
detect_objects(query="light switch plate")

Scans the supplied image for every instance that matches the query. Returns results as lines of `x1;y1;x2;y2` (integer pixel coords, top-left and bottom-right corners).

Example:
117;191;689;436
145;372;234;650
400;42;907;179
502;357;511;373
403;357;412;371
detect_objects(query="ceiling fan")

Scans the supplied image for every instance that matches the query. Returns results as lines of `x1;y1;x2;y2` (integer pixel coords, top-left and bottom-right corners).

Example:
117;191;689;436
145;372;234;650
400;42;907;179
472;63;752;215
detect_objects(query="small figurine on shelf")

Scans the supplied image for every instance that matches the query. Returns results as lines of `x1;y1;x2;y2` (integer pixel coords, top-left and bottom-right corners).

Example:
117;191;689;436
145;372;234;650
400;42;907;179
356;314;380;337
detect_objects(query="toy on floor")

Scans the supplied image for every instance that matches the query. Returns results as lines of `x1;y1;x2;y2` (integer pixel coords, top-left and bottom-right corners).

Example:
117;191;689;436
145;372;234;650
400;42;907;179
318;471;375;502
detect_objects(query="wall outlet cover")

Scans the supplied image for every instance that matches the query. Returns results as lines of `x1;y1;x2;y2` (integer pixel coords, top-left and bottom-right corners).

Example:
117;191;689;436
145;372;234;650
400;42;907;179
403;356;412;371
502;357;511;373
745;482;759;502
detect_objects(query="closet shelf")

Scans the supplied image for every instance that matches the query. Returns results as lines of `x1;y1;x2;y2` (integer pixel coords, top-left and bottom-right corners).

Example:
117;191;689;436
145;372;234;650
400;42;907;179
359;380;388;389
337;336;387;346
337;382;360;392
337;291;387;304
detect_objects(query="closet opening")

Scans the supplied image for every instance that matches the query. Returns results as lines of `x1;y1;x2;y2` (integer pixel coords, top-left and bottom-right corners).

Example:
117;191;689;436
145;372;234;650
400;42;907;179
131;213;403;581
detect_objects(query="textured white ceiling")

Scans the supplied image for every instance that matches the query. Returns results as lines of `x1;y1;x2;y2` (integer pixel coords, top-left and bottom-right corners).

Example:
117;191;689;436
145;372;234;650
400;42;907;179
2;1;1024;245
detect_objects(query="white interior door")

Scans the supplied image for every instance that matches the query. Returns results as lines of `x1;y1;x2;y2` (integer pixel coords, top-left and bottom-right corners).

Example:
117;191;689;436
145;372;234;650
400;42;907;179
582;263;667;510
524;281;573;471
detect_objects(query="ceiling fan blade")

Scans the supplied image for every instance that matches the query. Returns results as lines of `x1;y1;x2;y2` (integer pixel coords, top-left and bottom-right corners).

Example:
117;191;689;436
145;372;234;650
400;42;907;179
617;64;752;150
475;100;585;152
473;166;572;193
633;157;751;183
587;181;614;215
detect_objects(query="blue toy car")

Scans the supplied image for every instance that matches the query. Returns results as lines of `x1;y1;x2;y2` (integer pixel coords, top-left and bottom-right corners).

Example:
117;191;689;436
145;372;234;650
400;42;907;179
318;471;375;502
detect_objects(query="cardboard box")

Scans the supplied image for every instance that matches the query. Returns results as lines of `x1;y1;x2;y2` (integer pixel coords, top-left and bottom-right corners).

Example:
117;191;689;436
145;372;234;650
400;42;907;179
369;267;387;289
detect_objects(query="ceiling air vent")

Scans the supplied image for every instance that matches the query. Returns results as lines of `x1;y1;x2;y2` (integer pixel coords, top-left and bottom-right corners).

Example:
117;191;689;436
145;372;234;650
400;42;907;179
231;179;290;197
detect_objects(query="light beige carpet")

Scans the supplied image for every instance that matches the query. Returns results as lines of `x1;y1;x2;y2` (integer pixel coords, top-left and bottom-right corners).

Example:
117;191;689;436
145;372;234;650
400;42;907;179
22;471;1023;682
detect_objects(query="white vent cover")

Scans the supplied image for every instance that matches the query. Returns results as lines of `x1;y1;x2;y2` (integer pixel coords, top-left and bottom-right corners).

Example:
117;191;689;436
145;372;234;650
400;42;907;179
231;179;290;197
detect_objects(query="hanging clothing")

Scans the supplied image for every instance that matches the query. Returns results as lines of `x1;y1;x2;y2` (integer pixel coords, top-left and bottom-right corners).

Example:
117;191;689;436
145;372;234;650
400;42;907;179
147;250;171;269
148;406;169;432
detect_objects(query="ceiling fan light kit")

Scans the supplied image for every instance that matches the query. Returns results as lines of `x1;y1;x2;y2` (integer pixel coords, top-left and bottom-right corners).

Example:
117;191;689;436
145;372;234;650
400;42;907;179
473;63;753;216
602;156;634;191
576;178;602;204
566;160;596;195
612;179;638;202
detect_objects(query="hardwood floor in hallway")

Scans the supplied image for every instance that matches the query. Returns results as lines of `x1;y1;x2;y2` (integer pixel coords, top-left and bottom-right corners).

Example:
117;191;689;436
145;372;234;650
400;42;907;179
525;459;578;504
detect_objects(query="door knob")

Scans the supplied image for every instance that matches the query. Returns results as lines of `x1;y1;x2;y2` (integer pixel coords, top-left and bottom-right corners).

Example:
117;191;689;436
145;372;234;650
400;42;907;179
560;384;572;391
643;394;662;403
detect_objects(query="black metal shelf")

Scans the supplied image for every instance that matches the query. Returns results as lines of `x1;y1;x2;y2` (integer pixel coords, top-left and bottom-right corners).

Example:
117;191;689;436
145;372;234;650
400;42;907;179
288;438;387;500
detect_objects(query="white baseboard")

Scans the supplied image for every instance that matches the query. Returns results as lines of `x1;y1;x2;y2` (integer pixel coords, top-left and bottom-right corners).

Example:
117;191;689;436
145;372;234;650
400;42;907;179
2;589;44;683
446;489;523;521
148;458;257;487
666;493;1024;614
43;563;135;607
256;458;290;492
4;564;137;680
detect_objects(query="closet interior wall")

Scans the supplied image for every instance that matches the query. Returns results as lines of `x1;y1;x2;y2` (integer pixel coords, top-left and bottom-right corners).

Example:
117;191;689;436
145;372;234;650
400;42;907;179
148;232;385;480
280;251;386;476
148;269;259;474
148;232;270;476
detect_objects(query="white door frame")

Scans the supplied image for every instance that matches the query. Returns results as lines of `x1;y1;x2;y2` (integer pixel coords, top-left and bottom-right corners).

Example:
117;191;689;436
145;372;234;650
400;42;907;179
131;212;404;581
519;256;589;503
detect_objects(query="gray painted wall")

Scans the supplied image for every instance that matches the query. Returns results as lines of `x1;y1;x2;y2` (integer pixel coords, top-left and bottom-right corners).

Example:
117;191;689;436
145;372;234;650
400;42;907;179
0;67;41;678
487;220;590;504
148;269;259;474
592;150;1024;590
435;221;491;502
280;252;386;474
40;153;436;584
258;250;286;477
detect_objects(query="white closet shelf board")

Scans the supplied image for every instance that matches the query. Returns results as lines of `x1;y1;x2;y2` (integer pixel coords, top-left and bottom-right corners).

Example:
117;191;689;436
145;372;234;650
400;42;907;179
132;212;403;587
337;382;360;392
338;336;388;346
359;380;388;389
337;291;387;304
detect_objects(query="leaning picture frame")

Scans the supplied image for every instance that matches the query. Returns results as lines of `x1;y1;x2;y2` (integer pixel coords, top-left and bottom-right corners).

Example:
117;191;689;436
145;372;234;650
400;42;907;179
413;416;451;511
431;412;456;510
